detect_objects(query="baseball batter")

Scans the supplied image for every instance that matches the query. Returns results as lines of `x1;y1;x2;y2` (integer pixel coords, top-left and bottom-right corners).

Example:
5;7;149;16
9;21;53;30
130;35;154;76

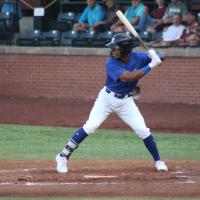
56;33;168;173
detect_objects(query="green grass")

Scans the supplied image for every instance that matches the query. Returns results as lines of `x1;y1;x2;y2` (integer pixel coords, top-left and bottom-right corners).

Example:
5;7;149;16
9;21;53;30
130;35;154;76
0;124;199;161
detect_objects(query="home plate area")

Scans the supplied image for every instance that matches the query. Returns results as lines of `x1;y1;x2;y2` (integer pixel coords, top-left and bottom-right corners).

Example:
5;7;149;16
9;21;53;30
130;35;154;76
0;160;199;197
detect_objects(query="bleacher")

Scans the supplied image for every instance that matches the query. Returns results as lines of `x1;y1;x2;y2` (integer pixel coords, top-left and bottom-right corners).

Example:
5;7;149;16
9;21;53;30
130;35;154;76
0;0;200;47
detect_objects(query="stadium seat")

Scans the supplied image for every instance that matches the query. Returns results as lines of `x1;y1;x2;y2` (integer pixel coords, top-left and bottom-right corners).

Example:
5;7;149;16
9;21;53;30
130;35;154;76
92;31;113;47
0;11;19;32
49;12;75;32
17;30;41;46
0;20;14;45
139;31;152;42
39;30;61;46
74;13;82;23
73;30;96;47
197;12;200;23
60;30;79;46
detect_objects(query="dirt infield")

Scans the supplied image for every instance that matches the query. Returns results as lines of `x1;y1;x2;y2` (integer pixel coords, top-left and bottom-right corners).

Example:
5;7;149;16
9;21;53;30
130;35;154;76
0;96;200;133
0;160;200;197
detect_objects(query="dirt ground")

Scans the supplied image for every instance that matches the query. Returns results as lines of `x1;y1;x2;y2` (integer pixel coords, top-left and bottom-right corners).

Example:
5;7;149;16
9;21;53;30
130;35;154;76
0;96;200;198
0;160;200;197
0;96;199;133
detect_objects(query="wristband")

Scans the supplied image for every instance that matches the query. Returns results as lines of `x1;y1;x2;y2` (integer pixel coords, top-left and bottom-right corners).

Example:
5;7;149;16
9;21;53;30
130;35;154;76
142;66;151;74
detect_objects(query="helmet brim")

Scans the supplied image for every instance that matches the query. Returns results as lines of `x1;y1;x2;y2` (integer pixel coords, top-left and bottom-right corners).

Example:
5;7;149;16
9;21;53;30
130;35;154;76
105;42;118;49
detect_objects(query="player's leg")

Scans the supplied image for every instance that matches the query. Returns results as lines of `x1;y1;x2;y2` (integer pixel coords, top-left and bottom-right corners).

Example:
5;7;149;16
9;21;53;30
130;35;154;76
56;88;112;173
116;98;168;171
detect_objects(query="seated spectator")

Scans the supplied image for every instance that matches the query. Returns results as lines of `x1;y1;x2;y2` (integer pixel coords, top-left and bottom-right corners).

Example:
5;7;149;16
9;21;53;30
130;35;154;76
73;0;105;32
148;14;186;47
110;0;146;32
163;0;188;23
140;0;166;32
148;0;188;33
93;0;121;32
177;12;200;47
150;0;166;21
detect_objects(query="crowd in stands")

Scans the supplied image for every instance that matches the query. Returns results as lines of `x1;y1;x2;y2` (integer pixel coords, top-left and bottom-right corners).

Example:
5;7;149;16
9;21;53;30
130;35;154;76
71;0;200;47
0;0;200;47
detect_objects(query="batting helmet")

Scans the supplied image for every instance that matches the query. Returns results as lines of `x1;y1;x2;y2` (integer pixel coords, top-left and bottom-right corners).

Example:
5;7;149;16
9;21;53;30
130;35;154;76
106;33;135;55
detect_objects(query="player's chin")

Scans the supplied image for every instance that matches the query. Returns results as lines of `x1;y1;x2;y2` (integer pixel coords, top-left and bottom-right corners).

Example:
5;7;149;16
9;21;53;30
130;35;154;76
111;52;121;59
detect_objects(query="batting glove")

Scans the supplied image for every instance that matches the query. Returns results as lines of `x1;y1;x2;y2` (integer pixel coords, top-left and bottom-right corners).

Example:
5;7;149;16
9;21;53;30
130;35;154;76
148;49;162;69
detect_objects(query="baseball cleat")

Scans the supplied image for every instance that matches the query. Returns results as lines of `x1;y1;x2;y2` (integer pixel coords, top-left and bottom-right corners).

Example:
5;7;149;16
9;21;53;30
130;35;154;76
155;160;168;171
56;153;68;173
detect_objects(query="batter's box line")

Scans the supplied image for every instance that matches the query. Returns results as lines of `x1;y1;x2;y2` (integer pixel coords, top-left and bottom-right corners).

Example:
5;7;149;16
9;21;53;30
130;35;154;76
0;181;125;186
170;166;197;184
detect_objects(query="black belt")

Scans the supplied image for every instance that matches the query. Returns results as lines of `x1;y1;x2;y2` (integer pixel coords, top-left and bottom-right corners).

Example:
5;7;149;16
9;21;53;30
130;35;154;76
106;88;133;99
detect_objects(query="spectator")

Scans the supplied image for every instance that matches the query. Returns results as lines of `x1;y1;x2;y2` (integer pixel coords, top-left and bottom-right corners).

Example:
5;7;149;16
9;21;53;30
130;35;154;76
93;0;121;32
111;0;146;32
177;12;200;47
141;0;166;32
150;0;166;21
148;0;188;33
148;14;186;47
73;0;105;32
163;0;188;23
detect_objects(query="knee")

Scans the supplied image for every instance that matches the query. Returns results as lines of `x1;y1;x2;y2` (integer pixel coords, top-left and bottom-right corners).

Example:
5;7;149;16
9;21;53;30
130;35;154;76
83;121;100;135
134;127;151;139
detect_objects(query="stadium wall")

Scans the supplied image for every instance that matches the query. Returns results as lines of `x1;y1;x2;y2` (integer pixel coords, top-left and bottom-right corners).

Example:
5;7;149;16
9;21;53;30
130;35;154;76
0;47;199;105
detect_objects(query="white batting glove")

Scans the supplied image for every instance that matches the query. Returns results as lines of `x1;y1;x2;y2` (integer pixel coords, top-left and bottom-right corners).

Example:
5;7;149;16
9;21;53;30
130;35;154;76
148;49;162;69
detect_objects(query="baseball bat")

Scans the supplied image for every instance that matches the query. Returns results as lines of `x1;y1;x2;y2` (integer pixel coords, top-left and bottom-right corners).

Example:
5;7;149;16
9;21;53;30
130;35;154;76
116;10;149;50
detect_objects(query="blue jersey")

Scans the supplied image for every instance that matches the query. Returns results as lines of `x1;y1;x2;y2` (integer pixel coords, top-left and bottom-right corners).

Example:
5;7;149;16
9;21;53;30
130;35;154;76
105;52;151;95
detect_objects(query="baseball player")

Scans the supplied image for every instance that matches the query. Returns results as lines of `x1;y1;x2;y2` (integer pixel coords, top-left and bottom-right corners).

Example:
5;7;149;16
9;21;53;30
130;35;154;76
56;33;168;173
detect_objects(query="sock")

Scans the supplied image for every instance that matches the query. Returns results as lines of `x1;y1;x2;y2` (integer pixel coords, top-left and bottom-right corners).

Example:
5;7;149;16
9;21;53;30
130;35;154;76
143;134;160;161
71;127;88;144
61;128;88;159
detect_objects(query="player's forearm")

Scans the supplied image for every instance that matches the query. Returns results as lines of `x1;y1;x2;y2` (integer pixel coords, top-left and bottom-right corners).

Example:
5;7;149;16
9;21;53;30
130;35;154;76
119;70;146;82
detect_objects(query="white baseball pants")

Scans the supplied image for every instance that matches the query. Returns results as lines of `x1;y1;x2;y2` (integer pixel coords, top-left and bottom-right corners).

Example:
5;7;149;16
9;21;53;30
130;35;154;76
83;87;151;139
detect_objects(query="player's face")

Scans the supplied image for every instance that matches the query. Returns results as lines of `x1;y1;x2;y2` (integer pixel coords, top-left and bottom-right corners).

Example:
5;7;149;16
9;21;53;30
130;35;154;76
111;48;121;59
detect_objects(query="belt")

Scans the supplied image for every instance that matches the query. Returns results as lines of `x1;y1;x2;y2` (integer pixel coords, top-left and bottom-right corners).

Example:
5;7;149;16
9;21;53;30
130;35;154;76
105;88;133;99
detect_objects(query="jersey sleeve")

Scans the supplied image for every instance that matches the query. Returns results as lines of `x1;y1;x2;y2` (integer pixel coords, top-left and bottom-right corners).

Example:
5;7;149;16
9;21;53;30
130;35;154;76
135;52;151;69
106;59;126;82
79;7;88;24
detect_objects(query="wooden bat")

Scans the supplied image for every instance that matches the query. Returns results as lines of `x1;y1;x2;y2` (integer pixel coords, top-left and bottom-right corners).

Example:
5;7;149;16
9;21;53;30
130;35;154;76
116;10;149;50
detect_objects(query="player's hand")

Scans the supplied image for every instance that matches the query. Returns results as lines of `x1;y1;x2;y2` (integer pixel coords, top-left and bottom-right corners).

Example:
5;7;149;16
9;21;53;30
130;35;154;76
148;49;161;69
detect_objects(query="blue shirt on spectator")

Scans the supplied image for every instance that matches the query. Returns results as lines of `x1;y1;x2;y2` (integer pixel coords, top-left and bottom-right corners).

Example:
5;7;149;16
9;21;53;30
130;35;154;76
79;4;105;26
124;3;144;23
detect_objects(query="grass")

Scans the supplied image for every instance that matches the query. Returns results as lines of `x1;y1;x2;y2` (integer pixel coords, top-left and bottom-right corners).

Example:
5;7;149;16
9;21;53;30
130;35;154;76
0;124;199;161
